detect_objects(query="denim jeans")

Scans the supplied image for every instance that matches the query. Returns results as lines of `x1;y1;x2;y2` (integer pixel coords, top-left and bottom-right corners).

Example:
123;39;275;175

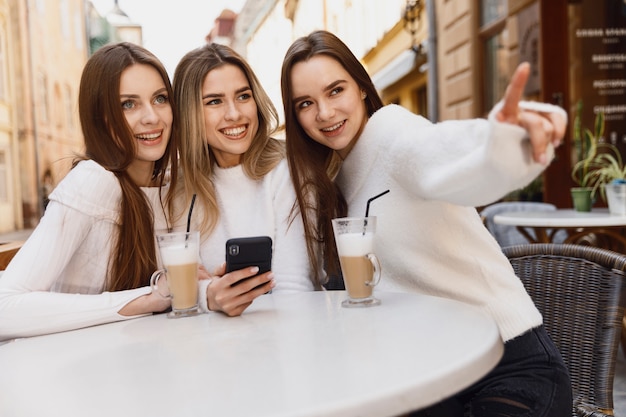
408;325;572;417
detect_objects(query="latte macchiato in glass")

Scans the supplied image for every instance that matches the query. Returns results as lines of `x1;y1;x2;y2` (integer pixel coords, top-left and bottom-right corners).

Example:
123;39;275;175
332;217;381;307
151;231;201;318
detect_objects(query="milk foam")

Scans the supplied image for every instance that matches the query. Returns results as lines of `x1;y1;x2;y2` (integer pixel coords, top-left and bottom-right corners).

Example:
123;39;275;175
161;242;198;265
335;232;374;256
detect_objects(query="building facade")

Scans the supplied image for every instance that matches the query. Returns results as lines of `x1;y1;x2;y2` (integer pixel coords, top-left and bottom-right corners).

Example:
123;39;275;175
0;0;19;232
0;0;87;233
0;0;144;234
235;0;626;208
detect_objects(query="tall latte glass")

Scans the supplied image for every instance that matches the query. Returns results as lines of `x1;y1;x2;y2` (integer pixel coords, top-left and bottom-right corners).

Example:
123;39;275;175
332;217;382;307
151;231;201;318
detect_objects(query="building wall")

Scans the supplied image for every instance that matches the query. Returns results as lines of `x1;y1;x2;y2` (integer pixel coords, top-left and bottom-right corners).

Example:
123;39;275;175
436;0;478;120
0;0;20;231
234;0;576;206
360;9;428;114
245;0;293;124
238;0;408;123
0;0;87;232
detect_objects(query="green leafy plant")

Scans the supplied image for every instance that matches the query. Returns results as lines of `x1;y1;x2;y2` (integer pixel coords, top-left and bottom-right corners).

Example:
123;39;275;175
582;142;626;201
571;101;604;188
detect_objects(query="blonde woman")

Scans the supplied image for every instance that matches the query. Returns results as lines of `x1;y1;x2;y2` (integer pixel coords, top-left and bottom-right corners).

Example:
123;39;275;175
173;43;315;317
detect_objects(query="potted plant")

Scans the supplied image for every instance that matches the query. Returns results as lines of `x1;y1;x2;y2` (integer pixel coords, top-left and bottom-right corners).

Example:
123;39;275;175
582;142;626;215
570;101;603;211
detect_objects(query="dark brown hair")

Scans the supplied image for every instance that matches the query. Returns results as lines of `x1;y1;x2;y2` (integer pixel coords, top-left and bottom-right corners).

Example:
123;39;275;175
280;30;384;284
78;42;178;291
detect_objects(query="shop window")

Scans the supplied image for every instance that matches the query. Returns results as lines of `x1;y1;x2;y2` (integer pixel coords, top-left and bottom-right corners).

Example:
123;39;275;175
480;0;509;113
481;0;507;26
483;30;510;112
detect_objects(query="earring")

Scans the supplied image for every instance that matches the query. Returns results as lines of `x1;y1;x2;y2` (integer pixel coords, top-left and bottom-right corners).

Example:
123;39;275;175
361;91;367;99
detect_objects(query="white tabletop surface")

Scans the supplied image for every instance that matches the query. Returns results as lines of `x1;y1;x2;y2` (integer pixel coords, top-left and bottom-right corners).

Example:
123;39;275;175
0;291;503;417
494;208;626;228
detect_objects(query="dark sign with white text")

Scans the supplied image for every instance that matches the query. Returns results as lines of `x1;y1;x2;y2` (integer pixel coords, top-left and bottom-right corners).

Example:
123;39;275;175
575;0;626;154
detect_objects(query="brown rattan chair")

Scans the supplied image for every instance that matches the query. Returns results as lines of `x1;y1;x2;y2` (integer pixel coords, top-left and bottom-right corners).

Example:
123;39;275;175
503;243;626;417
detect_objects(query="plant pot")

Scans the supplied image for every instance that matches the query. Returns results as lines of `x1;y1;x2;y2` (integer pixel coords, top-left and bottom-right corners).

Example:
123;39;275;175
571;187;594;212
605;183;626;216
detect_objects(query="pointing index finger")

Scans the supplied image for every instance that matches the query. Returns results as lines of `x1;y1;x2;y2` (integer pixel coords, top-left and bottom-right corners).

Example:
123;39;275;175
498;62;530;123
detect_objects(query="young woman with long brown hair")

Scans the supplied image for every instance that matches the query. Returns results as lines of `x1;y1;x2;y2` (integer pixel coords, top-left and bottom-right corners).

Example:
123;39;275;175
281;30;572;416
0;43;178;341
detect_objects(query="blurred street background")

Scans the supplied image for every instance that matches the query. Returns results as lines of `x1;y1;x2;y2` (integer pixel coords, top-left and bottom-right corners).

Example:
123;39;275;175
1;0;624;236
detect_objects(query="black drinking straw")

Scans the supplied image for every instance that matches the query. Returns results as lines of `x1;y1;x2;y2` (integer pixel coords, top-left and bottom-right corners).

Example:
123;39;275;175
185;194;197;247
363;189;390;233
186;194;197;233
365;189;390;217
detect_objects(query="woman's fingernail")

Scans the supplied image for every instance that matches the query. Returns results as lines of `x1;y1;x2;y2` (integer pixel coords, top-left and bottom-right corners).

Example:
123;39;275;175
539;153;547;165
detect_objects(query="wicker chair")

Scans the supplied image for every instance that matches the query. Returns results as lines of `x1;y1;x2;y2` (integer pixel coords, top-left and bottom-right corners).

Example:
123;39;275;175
503;243;626;417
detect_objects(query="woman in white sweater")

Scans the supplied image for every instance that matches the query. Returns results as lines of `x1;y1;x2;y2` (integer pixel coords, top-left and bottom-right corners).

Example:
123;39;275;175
0;43;179;341
280;30;572;416
172;44;314;318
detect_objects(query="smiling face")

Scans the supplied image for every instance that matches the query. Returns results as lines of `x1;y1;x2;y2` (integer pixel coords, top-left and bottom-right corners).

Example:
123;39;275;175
201;64;258;168
120;63;172;185
290;55;368;159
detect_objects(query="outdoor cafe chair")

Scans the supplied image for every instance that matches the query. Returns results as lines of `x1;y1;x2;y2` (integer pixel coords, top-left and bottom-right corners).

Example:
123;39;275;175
480;201;567;247
503;243;626;417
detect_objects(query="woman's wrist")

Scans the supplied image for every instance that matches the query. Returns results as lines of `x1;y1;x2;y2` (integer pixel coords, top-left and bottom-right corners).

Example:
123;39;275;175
199;278;213;313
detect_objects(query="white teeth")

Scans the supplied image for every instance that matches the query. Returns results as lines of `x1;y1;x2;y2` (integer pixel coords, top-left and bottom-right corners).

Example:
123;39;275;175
136;132;161;140
222;126;246;136
321;121;343;132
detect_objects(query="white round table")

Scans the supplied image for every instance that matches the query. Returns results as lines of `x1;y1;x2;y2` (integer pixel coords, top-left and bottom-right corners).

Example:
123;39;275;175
494;208;626;250
494;208;626;228
0;291;503;417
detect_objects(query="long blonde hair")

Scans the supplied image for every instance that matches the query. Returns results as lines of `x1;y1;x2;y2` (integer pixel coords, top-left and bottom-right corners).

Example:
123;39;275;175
173;43;284;236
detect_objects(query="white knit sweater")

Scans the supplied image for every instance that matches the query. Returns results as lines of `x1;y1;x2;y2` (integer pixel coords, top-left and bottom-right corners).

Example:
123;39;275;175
190;159;314;311
0;160;168;341
336;103;564;341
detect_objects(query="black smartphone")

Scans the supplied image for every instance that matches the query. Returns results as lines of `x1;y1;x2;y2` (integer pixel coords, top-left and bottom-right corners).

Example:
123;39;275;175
225;236;273;287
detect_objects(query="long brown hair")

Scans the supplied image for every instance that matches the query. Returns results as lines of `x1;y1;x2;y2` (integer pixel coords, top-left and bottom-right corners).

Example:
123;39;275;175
280;30;384;284
78;42;179;291
172;43;284;236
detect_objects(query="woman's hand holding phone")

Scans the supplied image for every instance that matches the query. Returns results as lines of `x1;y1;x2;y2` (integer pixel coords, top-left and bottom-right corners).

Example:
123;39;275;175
205;263;275;317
